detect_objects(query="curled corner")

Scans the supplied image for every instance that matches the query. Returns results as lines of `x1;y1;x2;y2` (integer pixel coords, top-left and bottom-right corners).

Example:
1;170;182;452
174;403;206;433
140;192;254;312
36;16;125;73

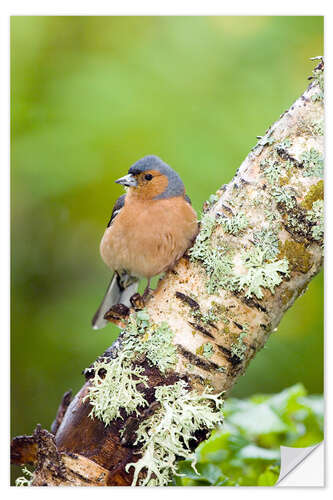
276;441;323;485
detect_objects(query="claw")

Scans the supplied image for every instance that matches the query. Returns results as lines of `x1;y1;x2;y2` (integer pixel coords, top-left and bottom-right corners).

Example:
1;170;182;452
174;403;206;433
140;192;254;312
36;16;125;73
130;293;145;310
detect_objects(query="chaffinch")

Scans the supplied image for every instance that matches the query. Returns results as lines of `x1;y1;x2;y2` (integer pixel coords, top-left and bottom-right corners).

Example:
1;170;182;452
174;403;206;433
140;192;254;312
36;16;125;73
92;155;198;329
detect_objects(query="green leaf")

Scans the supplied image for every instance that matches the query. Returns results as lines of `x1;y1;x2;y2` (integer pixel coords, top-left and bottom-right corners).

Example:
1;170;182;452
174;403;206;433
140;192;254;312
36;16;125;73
238;444;280;461
257;466;280;486
227;402;288;435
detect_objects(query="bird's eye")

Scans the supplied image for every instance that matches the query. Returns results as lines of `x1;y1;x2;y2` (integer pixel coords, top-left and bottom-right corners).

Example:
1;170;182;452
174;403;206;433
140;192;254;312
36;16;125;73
145;174;153;181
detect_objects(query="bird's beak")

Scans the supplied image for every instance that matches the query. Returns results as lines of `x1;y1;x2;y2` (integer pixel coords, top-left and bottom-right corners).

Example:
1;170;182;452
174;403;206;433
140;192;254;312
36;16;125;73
115;173;138;187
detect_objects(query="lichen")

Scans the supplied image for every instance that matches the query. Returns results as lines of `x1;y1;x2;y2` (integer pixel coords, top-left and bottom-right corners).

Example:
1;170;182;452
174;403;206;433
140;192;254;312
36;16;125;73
203;342;214;358
276;138;292;149
85;311;178;425
300;148;324;178
218;212;249;235
306;200;324;242
85;353;149;424
15;467;35;487
260;157;282;185
189;213;216;261
191;305;219;325
271;186;296;209
301;180;324;210
253;228;280;261
122;311;178;374
237;248;289;299
125;380;223;486
311;119;324;136
204;249;237;294
230;327;249;360
278;240;312;274
311;62;324;102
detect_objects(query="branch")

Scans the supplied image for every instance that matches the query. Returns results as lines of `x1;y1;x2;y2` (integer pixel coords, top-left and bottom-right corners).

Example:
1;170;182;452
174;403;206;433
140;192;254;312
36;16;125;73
11;59;324;487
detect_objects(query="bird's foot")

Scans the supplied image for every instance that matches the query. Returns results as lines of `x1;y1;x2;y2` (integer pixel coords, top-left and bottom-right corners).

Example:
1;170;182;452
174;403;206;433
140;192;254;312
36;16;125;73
130;293;145;310
104;303;130;322
142;286;153;301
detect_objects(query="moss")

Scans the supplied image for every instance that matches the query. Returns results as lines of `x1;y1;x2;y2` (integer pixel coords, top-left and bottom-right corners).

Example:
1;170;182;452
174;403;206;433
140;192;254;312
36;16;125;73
301;180;324;210
280;287;295;306
279;176;290;186
278;240;312;274
126;381;223;486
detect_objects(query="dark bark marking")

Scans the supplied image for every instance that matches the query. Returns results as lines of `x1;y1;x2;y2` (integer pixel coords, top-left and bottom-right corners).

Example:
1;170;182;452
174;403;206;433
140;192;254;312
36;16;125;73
175;291;200;310
188;321;215;339
176;345;220;371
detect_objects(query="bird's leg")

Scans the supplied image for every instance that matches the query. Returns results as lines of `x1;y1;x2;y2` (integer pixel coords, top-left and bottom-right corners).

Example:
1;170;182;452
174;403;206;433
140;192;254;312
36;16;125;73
142;278;152;300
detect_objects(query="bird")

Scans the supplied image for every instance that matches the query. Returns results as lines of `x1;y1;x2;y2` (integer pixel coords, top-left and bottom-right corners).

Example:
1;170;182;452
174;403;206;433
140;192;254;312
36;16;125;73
92;155;199;329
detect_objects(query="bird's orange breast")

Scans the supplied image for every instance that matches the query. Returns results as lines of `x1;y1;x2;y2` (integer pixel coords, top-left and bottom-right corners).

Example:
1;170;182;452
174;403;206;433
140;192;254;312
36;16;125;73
100;196;198;278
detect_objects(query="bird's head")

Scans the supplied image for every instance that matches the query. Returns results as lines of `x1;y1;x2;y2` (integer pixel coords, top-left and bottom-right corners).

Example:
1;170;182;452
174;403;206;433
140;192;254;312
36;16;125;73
115;155;185;201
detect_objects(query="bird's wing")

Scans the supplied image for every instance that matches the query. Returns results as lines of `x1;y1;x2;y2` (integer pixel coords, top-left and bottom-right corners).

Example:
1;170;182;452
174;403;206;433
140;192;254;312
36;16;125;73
107;194;126;227
184;193;192;205
92;272;139;330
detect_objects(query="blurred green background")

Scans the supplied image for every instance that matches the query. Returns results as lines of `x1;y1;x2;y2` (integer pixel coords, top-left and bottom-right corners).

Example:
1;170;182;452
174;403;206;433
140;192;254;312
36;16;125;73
11;16;323;482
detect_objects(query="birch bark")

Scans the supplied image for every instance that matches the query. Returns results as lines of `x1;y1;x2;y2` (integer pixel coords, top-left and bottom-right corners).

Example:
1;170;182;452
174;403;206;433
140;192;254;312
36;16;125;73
11;59;324;487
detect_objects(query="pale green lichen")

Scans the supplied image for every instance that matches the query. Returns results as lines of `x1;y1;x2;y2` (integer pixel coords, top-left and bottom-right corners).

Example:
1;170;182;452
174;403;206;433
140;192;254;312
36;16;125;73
218;212;249;236
191;305;219;325
207;194;219;205
306;200;324;242
85;311;178;425
15;467;34;487
311;63;324;102
231;326;249;360
217;366;227;373
205;249;236;294
256;130;275;148
85;353;149;424
238;248;289;299
311;119;324;136
189;214;216;262
203;342;214;358
271;186;296;209
125;313;178;374
300;148;324;178
191;199;289;300
275;138;292;149
260;157;282;185
125;380;224;486
253;228;280;261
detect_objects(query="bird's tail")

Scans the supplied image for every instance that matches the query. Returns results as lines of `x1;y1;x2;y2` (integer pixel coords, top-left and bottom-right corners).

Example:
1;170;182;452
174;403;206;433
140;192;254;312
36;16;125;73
92;273;139;330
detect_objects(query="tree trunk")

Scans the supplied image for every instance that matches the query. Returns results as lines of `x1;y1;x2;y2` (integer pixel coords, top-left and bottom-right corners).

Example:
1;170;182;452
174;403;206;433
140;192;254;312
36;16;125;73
11;59;324;487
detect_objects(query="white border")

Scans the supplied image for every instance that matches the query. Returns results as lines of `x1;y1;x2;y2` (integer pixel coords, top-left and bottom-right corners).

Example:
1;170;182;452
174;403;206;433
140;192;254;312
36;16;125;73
1;4;331;499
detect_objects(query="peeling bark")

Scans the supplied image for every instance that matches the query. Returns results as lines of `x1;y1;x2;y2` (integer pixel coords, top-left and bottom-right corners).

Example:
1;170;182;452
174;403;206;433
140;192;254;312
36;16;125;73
11;60;324;486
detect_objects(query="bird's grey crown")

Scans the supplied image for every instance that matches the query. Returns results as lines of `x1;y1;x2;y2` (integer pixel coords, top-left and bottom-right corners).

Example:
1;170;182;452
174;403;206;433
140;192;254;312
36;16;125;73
128;155;185;200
